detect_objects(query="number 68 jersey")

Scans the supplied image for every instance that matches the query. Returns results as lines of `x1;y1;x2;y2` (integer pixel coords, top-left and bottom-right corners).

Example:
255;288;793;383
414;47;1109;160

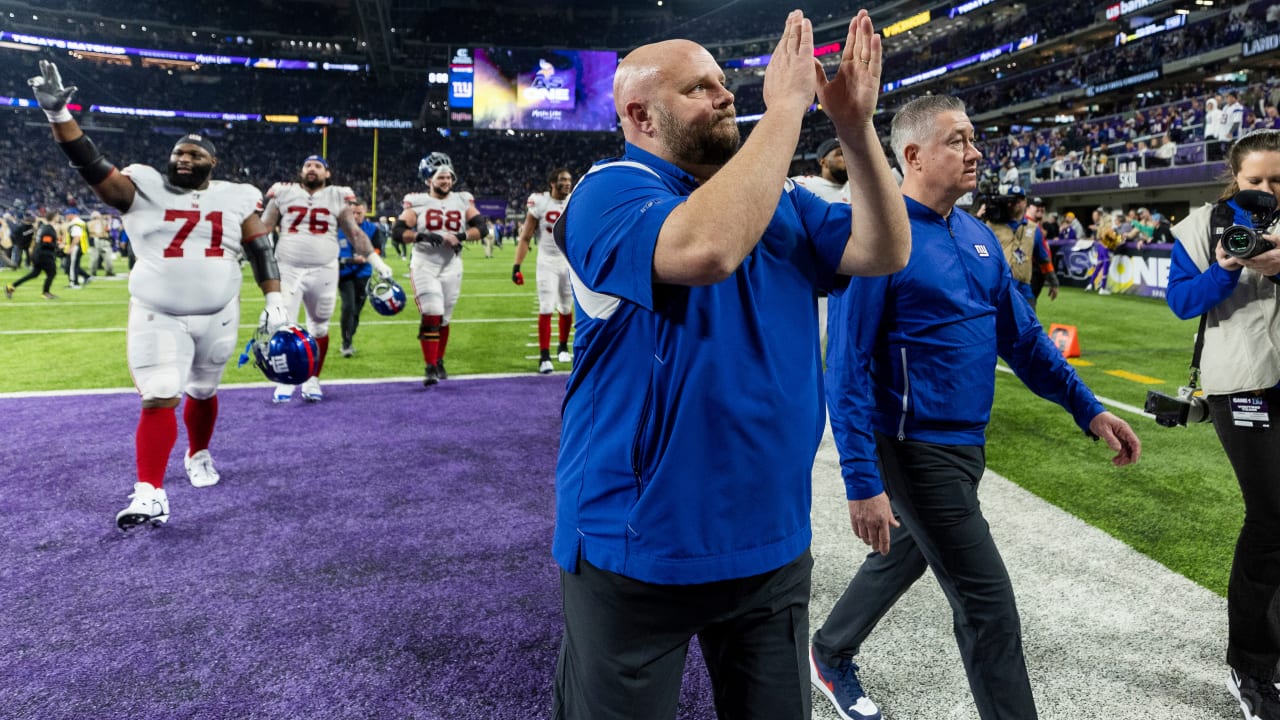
402;188;476;269
122;164;264;316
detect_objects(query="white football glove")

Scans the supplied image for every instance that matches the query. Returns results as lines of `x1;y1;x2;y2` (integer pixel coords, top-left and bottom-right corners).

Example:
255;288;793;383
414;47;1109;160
28;60;77;123
369;253;393;281
259;291;289;333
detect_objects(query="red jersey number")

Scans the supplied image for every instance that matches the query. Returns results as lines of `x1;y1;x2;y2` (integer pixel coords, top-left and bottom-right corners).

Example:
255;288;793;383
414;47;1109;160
162;210;225;258
542;209;561;236
422;208;464;233
286;206;332;235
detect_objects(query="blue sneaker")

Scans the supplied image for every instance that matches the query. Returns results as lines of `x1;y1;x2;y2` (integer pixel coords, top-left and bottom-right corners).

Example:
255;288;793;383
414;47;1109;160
810;646;881;720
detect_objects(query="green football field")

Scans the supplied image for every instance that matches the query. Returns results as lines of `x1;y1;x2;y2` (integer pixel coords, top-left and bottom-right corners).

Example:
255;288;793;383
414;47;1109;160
0;246;1238;595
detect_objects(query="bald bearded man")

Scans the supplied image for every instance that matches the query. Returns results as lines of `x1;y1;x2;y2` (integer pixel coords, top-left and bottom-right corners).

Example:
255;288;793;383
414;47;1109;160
550;10;909;720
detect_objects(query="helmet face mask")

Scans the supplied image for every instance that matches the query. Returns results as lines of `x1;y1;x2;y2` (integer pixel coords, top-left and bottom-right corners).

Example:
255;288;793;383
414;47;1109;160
239;325;319;385
367;278;407;316
418;152;457;186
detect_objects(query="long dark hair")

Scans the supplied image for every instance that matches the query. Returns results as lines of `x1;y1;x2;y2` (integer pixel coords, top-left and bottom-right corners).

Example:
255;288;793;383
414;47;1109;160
1218;130;1280;201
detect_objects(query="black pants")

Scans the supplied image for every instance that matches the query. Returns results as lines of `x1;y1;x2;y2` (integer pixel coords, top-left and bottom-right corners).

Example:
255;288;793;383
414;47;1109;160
812;434;1036;719
68;244;86;286
12;251;57;293
337;274;368;348
553;550;812;720
1209;389;1280;681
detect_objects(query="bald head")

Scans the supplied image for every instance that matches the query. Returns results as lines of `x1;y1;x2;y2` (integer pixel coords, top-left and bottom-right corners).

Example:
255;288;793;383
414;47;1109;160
612;40;738;171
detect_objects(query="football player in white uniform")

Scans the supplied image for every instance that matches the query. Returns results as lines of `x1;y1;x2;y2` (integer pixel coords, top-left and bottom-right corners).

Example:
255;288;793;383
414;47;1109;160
512;167;574;374
390;152;488;386
791;137;851;204
260;155;391;403
29;60;290;531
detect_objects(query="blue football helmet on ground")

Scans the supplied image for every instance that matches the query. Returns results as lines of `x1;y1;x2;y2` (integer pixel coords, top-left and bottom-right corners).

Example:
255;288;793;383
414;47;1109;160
368;277;407;316
238;325;319;385
418;152;455;183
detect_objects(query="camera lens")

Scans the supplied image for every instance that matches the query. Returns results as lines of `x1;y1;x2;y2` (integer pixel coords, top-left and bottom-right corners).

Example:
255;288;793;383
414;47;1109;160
1223;226;1261;259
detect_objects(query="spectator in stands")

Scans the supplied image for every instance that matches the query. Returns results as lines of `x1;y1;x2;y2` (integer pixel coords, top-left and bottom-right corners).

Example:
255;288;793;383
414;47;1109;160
1224;91;1247;140
1150;212;1175;244
1152;133;1178;167
1206;97;1229;160
1133;207;1157;248
1061;211;1085;242
1051;150;1072;180
999;157;1019;193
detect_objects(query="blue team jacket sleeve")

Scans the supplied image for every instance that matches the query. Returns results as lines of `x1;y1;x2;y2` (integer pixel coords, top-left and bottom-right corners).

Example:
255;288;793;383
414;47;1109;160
995;271;1104;432
562;164;686;312
826;275;889;500
1166;239;1240;320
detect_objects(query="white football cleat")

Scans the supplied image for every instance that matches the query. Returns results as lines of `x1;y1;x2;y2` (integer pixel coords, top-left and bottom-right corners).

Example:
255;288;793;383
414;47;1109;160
272;383;294;404
539;359;554;374
116;482;169;531
301;376;323;403
184;449;220;488
558;350;572;363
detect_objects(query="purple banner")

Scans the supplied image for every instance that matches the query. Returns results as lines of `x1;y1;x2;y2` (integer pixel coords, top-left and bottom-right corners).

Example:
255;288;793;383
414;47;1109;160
1035;161;1227;195
1051;239;1171;299
474;197;509;219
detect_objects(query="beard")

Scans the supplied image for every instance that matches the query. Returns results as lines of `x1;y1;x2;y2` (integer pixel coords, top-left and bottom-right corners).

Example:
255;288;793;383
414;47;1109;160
166;161;212;189
301;174;325;190
654;105;740;167
830;167;849;185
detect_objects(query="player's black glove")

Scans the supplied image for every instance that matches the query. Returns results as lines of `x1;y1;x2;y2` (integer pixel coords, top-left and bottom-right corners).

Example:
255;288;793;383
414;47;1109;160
512;264;524;285
453;232;466;254
414;231;445;247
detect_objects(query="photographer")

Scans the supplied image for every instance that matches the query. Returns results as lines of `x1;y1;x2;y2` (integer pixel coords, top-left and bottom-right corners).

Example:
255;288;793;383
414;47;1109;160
979;187;1055;309
1165;129;1280;719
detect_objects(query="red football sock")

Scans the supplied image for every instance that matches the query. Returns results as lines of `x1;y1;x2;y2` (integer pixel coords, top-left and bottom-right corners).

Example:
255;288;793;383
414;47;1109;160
184;394;218;455
538;314;552;351
419;315;442;365
438;323;451;360
558;312;573;345
136;406;178;489
314;334;329;377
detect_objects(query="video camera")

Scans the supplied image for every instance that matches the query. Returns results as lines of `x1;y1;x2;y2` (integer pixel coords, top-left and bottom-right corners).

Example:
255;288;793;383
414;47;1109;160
1221;189;1280;259
1144;385;1209;427
974;193;1023;224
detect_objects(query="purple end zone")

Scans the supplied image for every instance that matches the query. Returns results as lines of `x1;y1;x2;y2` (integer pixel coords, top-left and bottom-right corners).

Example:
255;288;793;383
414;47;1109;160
0;377;719;719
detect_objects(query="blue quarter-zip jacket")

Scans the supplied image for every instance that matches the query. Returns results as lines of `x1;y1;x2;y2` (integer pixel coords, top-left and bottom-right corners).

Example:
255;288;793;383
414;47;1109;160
553;144;853;584
826;196;1105;500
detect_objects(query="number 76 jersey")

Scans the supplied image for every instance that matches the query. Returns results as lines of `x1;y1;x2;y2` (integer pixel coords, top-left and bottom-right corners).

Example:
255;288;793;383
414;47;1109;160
122;164;264;316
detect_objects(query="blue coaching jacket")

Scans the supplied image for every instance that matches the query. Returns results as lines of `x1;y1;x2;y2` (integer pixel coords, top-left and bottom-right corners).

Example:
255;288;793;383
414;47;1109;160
554;144;851;585
826;196;1104;501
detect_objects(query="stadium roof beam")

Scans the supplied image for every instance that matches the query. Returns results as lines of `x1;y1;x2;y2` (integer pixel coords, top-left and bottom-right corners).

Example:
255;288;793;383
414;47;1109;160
353;0;395;85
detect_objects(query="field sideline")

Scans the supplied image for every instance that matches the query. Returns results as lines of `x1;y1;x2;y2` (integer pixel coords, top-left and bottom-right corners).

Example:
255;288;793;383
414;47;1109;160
0;243;1247;716
0;243;1238;597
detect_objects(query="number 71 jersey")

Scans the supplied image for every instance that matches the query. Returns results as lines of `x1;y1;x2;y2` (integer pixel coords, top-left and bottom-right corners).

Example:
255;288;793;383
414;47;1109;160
122;164;264;315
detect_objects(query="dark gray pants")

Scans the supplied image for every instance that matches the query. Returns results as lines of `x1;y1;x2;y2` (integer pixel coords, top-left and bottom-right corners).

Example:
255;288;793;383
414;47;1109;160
1209;390;1280;681
812;434;1036;719
553;550;812;720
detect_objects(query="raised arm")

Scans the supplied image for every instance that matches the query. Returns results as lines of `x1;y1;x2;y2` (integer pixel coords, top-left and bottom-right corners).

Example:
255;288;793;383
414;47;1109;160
645;11;823;285
815;11;910;276
30;60;135;212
